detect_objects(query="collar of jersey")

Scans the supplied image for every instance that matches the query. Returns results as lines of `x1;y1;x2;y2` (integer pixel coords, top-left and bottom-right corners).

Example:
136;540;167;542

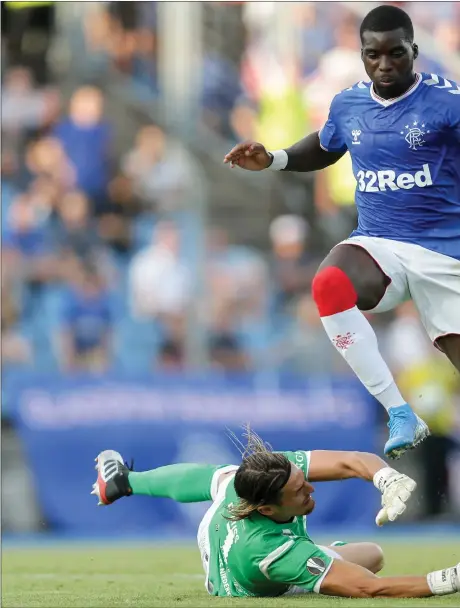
370;73;421;107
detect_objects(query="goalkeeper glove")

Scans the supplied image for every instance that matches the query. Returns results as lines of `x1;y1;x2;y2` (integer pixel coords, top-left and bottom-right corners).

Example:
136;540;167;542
373;467;416;526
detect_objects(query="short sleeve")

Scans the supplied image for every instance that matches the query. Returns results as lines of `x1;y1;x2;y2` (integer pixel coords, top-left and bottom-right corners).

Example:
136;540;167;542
260;538;333;594
210;464;238;500
279;451;311;479
318;95;347;153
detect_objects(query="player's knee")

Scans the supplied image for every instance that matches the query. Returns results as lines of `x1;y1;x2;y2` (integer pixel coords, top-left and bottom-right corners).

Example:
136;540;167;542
312;266;357;317
435;334;460;372
366;543;385;574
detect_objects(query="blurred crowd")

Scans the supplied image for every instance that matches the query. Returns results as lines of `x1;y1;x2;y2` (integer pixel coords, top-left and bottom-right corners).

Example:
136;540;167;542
1;72;345;378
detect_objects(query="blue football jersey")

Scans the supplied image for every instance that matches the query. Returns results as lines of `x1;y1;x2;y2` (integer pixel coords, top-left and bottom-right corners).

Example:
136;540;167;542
319;72;460;260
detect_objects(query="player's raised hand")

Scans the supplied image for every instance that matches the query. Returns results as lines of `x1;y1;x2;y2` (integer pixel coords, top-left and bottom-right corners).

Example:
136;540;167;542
223;141;272;171
373;467;417;526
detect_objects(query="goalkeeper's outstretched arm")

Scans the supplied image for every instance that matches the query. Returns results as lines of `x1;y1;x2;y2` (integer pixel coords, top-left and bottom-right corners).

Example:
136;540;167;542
308;450;388;482
307;450;417;526
320;558;459;598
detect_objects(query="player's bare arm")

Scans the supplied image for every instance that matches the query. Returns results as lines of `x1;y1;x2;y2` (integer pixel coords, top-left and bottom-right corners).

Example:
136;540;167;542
223;132;345;172
308;450;388;482
308;450;416;526
319;557;459;599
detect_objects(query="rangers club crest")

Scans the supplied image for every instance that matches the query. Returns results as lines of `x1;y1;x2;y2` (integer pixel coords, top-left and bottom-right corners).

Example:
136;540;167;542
401;121;430;150
333;332;356;350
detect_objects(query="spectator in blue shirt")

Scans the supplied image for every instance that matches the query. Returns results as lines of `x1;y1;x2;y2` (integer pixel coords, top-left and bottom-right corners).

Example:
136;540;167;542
201;53;243;137
53;190;101;263
53;86;112;208
2;194;56;298
3;194;48;256
58;262;113;373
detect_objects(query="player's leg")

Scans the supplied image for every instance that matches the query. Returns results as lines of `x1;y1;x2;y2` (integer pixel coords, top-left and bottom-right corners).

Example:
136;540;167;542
435;334;460;372
327;542;384;574
312;239;428;458
92;450;233;505
405;246;460;373
315;243;390;310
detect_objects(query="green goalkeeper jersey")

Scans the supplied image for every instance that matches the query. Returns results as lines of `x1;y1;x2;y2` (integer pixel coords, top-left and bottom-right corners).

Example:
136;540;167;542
199;451;334;597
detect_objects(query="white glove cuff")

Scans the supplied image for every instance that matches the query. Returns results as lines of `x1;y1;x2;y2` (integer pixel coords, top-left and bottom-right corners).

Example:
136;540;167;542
427;567;459;595
373;467;398;493
267;149;288;171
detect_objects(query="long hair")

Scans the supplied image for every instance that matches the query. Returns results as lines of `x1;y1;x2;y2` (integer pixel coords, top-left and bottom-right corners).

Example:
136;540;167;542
226;425;291;521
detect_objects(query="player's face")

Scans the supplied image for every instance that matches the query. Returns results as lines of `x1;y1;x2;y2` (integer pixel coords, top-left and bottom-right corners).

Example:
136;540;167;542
361;28;417;99
258;465;316;522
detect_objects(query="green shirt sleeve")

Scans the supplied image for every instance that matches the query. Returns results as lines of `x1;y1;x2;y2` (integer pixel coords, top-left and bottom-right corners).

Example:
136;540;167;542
259;537;333;594
278;451;311;479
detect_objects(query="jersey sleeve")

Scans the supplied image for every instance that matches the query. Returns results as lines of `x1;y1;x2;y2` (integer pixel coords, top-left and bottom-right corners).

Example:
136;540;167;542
259;537;334;594
318;95;347;153
279;451;311;479
210;465;239;500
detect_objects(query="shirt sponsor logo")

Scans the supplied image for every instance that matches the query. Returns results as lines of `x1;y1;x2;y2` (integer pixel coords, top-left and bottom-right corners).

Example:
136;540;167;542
356;164;433;192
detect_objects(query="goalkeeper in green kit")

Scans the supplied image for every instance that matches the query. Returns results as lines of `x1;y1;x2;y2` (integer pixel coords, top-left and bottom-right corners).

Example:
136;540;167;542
92;430;459;599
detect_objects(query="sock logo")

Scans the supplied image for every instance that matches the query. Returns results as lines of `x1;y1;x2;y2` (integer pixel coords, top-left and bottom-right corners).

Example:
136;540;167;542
333;332;356;350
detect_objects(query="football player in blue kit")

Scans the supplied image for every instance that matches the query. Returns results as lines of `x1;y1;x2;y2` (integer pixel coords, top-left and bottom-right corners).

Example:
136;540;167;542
224;5;460;460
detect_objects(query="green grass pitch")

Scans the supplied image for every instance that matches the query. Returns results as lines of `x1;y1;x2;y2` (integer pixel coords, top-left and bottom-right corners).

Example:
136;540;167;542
2;542;459;607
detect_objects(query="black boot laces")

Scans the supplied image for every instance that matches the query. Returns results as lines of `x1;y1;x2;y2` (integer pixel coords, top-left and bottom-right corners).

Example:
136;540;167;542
124;458;135;472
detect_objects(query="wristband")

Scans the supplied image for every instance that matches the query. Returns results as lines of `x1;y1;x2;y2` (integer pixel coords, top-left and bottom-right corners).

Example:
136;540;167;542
427;567;458;595
267;149;288;171
373;467;398;493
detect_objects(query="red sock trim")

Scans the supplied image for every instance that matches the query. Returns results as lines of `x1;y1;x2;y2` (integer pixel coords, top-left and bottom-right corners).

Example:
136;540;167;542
312;266;357;316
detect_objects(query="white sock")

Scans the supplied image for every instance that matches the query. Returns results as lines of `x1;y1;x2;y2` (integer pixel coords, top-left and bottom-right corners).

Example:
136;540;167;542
321;307;407;412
